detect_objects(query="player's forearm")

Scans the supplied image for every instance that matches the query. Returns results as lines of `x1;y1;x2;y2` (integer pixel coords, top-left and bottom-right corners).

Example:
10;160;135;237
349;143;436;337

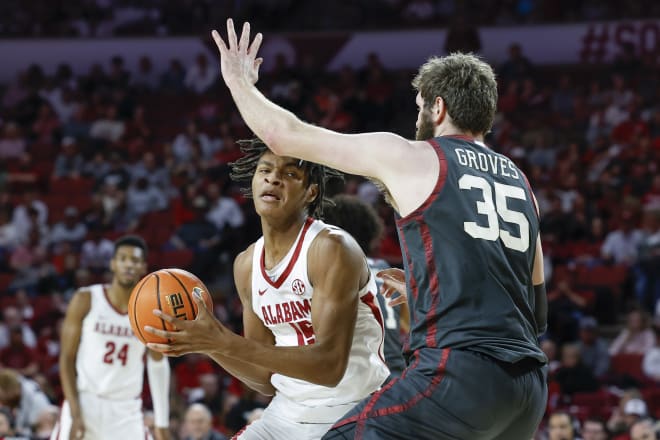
218;332;348;387
206;351;275;395
59;355;82;417
228;81;301;157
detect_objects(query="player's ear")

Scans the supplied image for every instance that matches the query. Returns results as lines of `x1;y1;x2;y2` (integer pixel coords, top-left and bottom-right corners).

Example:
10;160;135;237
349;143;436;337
433;96;446;124
109;254;116;273
306;183;319;204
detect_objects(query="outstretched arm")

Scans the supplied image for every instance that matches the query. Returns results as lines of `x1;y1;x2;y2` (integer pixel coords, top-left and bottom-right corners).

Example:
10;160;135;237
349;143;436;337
211;20;437;215
59;290;90;440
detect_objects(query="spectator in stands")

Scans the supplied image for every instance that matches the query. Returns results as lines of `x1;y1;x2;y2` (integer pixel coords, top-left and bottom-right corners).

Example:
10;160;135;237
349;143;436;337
555;342;600;396
168;195;222;279
581;416;609;440
52;137;84;179
622;399;649;434
172;121;216;162
205;182;244;238
48;206;88;252
0;306;36;350
9;230;58;295
401;0;435;25
444;15;481;54
642;322;660;382
498;43;534;82
11;190;48;244
0;407;19;439
0;122;27;160
98;152;131;190
601;209;645;266
31;103;60;145
32;405;58;440
184;53;218;94
224;388;269;437
182;403;227;440
577;316;611;378
609;309;656;356
189;373;224;416
79;228;114;274
547;277;588;343
0;369;51;437
89;104;126;144
132;55;159;91
629;418;656;440
607;390;645;435
0;326;39;377
547;411;578;440
174;354;215;402
126;176;168;218
160;58;186;93
131;151;172;194
0;206;19;260
636;211;660;312
541;338;561;375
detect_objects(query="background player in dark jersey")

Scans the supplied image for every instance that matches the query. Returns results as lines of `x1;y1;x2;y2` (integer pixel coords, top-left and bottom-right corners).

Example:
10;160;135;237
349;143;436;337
211;20;548;439
323;194;409;377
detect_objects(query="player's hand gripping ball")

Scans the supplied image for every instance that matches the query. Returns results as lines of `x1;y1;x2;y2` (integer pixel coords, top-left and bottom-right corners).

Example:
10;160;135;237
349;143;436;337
128;268;213;344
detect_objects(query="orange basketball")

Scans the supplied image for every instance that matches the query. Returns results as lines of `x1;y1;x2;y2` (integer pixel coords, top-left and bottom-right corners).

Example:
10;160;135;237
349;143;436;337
128;268;213;345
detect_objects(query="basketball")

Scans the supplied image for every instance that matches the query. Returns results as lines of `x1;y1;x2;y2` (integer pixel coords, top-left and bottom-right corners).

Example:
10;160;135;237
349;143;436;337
128;268;214;345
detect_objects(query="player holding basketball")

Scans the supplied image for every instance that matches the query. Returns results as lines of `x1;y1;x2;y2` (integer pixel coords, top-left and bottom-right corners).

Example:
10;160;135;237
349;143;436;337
52;235;171;440
323;194;409;377
208;20;548;439
144;139;389;439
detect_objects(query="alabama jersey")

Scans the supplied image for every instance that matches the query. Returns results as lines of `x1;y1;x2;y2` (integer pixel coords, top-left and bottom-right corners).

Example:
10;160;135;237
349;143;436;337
76;284;146;399
251;218;389;423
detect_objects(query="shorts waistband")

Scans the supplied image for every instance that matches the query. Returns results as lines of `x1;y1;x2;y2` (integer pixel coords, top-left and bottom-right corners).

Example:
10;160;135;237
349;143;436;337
464;350;543;377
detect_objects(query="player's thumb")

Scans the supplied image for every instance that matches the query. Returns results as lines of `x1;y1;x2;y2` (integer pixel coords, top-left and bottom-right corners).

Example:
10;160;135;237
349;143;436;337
192;288;209;313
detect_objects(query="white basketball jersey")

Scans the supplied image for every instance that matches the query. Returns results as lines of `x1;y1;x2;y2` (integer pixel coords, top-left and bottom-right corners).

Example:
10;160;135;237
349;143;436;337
251;218;389;423
76;284;146;400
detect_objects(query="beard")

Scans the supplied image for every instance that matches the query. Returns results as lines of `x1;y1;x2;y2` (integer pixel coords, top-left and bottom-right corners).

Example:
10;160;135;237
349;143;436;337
415;110;435;140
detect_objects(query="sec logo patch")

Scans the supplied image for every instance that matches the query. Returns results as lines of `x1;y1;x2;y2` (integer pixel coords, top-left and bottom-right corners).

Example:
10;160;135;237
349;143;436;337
292;279;306;295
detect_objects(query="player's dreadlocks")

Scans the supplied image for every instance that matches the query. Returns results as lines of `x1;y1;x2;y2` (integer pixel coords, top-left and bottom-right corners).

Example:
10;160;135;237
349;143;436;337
230;138;343;219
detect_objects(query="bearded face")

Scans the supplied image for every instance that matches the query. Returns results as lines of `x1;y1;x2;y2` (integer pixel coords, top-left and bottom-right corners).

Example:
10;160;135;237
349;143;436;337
415;106;436;141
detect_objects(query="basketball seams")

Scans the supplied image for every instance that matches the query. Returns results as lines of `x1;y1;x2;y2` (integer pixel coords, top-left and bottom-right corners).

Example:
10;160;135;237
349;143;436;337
131;276;150;344
165;269;196;320
154;274;170;343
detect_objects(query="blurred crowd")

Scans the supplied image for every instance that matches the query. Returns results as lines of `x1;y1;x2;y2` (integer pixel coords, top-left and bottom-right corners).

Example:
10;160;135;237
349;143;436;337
0;0;657;37
0;11;659;440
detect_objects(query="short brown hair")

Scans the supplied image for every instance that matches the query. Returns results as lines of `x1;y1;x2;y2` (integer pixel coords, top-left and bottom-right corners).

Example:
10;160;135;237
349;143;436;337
412;53;497;135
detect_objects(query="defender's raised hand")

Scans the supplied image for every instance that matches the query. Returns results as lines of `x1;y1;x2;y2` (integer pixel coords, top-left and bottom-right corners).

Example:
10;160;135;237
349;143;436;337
377;268;408;307
211;19;263;89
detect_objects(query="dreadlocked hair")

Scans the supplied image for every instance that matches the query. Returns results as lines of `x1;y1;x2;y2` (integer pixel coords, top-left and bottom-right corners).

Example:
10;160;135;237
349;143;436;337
229;138;344;219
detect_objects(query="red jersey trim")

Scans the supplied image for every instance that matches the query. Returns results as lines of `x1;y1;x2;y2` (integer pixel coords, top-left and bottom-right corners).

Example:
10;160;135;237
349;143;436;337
396;138;448;226
360;292;387;366
103;285;128;316
260;217;314;289
418;220;440;348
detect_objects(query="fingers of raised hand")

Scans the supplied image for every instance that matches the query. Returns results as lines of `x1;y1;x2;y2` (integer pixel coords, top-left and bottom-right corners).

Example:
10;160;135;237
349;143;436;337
248;33;263;56
239;22;251;52
388;295;407;307
211;30;227;53
227;18;238;50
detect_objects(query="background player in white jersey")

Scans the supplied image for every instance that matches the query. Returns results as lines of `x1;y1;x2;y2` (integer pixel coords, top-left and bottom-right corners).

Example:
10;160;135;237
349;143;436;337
144;139;390;440
53;235;171;440
323;195;409;377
